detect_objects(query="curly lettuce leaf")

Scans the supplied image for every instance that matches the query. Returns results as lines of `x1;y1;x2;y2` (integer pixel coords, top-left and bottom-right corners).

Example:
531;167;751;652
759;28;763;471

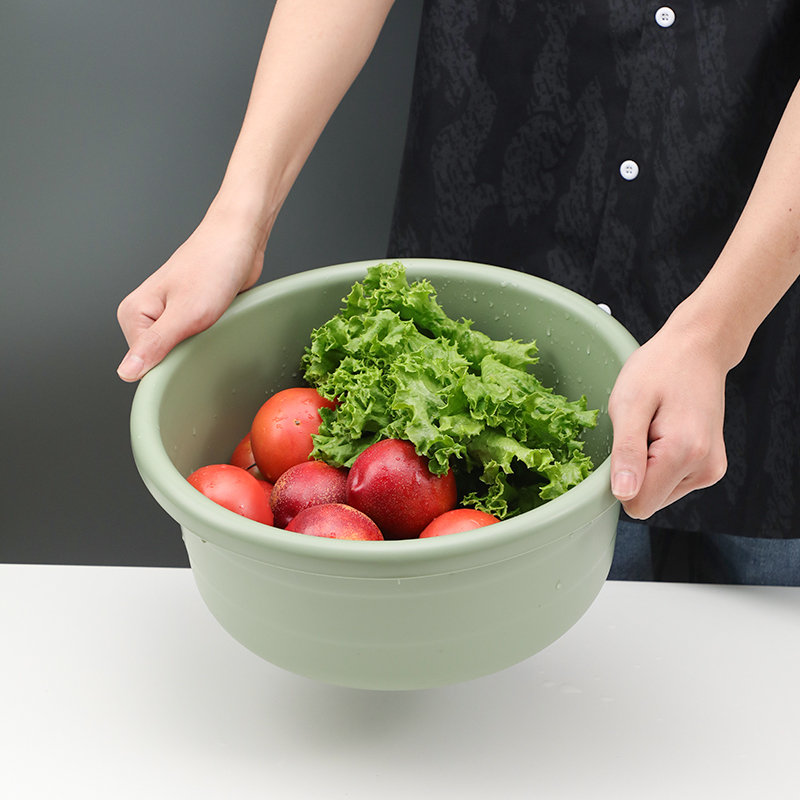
301;262;598;518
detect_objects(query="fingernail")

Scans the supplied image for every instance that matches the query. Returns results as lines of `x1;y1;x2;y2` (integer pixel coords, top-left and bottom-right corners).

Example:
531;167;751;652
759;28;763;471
612;470;638;500
117;353;145;381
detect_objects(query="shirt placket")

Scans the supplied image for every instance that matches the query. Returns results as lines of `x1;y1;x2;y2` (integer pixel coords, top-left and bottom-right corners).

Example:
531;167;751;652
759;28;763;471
588;3;680;336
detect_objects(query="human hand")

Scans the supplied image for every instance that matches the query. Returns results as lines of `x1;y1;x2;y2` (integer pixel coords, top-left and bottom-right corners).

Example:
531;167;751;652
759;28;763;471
114;0;399;383
116;208;266;382
607;319;729;518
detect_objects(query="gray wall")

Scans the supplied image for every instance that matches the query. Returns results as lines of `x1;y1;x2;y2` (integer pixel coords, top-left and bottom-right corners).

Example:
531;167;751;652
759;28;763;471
1;1;423;566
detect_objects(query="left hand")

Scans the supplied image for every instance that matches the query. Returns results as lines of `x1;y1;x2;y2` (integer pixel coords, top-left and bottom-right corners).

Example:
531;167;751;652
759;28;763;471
608;77;800;517
607;319;730;519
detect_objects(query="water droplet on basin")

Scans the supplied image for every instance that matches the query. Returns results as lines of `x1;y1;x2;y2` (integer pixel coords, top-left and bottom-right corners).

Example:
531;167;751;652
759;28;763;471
561;683;582;695
556;580;562;590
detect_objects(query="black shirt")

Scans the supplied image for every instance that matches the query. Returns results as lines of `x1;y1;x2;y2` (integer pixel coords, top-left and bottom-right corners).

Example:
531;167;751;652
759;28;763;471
388;0;800;538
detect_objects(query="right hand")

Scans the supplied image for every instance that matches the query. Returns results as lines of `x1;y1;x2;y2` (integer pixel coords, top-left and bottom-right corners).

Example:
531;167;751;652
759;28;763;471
115;0;399;382
116;206;267;382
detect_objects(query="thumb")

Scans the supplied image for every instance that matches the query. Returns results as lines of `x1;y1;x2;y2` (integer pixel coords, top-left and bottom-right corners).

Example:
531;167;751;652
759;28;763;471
116;314;189;382
608;402;652;504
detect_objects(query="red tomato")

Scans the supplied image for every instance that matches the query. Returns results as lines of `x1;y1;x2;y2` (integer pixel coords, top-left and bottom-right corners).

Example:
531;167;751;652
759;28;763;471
345;438;457;540
250;388;337;483
419;508;500;538
257;479;274;504
187;464;274;526
229;432;267;481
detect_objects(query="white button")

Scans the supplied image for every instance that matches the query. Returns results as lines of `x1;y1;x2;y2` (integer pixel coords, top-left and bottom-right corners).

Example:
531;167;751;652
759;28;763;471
655;7;675;27
597;303;612;316
620;159;639;180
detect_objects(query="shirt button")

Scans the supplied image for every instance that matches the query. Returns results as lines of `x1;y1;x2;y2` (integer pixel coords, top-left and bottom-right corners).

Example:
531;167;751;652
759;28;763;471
619;159;639;180
655;7;675;27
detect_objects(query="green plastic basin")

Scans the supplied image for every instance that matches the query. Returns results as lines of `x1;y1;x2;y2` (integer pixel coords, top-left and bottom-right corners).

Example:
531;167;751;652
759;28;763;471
130;259;638;689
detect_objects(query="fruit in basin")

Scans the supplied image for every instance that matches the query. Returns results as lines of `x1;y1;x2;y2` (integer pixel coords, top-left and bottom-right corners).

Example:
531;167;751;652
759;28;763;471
286;503;384;540
250;387;337;483
270;460;349;528
187;464;274;526
345;438;457;539
229;432;267;481
419;508;500;538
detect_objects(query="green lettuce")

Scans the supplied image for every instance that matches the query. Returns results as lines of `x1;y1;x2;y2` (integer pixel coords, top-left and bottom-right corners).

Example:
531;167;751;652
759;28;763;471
301;262;597;519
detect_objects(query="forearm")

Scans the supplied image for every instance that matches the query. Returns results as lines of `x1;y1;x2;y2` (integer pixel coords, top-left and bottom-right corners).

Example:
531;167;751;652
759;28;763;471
609;80;800;515
667;79;800;367
210;0;396;243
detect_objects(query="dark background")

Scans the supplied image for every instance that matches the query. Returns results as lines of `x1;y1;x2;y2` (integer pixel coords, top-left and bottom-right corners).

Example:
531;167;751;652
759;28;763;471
1;1;424;566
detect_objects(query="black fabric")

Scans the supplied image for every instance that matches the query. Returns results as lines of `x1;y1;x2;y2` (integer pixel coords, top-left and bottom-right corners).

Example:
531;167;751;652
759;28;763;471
388;0;800;538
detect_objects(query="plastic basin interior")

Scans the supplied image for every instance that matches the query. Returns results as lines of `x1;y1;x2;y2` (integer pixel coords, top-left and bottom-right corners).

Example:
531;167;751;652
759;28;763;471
130;258;639;690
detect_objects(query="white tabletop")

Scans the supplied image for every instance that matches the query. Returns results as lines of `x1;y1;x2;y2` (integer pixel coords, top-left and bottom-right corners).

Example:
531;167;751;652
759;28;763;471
2;564;798;799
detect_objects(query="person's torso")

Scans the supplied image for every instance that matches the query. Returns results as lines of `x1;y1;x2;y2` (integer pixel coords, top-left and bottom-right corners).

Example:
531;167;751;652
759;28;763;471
390;0;800;537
